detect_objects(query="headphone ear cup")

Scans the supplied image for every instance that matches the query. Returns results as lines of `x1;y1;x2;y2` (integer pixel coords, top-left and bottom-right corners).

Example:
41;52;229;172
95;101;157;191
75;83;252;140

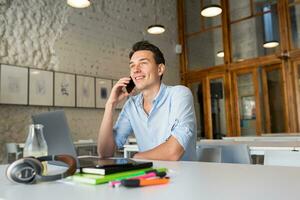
6;157;43;184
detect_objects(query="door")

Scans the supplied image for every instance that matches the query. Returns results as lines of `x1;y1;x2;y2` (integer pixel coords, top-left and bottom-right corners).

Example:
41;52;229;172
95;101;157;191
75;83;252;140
261;64;286;133
202;73;231;139
232;68;262;136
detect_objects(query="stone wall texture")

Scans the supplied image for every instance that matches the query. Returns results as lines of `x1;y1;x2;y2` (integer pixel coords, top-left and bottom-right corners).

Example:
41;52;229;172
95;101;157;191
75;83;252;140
0;0;180;163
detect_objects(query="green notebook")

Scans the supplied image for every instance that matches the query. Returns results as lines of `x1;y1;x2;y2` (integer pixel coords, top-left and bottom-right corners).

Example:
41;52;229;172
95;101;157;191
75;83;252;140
72;168;167;185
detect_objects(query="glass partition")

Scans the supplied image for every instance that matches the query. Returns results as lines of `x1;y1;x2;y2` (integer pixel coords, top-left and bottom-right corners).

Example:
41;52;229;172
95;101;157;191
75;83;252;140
191;82;204;139
265;68;285;132
289;2;300;49
209;78;226;139
237;73;257;136
231;16;280;62
230;1;280;62
298;64;300;89
187;28;223;69
229;0;251;22
296;63;300;128
184;0;201;34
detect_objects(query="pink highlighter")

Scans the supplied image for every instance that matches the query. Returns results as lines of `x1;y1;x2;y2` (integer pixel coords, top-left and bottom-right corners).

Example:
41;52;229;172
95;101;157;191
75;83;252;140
109;172;161;187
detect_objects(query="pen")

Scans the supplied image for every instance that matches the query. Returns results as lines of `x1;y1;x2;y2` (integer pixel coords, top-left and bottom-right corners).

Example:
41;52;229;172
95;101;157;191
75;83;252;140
109;171;167;187
109;173;156;188
121;177;170;187
109;173;156;187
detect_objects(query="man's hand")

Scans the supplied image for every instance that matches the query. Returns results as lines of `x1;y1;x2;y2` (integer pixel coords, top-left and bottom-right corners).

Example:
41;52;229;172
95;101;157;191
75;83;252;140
106;77;131;108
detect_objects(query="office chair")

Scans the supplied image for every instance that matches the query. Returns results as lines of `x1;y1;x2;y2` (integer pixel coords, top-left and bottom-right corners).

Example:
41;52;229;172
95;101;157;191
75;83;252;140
264;150;300;167
196;145;222;163
221;144;252;164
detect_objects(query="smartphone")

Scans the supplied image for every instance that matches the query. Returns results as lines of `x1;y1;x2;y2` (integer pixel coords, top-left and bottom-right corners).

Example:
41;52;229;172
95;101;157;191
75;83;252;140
126;77;135;93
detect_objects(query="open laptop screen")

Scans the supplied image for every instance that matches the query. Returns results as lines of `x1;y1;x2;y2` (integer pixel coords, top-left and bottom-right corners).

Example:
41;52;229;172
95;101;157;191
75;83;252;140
31;110;80;167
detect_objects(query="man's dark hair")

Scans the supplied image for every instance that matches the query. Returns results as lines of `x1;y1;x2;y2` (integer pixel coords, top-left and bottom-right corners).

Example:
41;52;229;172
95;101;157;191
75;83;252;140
129;41;165;65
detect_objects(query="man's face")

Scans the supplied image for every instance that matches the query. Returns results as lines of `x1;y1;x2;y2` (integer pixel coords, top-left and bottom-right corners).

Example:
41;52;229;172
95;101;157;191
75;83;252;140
129;50;163;91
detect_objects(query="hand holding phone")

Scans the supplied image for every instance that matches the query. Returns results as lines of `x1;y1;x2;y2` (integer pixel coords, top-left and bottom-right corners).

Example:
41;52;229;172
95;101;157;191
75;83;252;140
126;77;135;93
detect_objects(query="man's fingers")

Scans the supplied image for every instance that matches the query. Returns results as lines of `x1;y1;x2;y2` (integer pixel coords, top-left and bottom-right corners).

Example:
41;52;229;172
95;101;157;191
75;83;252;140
117;77;131;84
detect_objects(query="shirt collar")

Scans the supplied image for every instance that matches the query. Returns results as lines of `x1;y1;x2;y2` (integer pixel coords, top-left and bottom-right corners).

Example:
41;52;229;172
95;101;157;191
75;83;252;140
152;83;166;105
136;83;167;107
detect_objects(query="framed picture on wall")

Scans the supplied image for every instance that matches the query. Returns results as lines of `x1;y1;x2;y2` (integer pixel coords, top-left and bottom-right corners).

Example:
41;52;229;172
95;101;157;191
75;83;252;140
113;80;126;109
29;69;53;106
54;72;75;107
76;75;95;108
95;78;112;108
0;64;28;105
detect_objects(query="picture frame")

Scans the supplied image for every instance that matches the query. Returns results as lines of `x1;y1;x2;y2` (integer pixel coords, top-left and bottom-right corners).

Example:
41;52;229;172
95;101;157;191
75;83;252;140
54;72;75;107
29;69;53;106
95;78;112;108
113;80;126;109
241;96;256;119
76;75;95;108
0;64;28;105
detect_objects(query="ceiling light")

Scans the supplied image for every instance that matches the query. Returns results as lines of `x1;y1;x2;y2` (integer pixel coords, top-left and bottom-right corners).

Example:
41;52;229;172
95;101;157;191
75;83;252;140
201;5;222;17
262;5;279;49
147;25;165;34
263;41;279;48
67;0;91;8
147;0;165;35
217;51;224;58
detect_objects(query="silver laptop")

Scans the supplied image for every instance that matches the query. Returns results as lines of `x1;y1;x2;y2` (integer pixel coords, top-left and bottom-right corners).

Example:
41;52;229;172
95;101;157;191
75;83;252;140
31;110;80;167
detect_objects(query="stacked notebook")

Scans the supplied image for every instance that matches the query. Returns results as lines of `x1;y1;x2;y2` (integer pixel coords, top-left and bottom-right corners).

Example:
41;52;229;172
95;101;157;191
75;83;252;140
79;157;153;175
73;157;156;185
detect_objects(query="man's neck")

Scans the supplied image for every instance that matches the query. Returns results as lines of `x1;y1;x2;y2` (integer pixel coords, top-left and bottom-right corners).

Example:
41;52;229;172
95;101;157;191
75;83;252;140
142;82;161;104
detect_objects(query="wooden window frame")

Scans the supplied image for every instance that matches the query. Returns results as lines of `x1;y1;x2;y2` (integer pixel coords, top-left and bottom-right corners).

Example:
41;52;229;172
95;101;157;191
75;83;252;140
178;0;300;135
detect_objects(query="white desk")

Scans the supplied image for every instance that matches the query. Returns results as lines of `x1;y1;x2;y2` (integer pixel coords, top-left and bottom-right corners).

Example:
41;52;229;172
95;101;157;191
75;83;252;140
123;144;139;158
123;141;300;158
1;161;300;200
199;140;300;156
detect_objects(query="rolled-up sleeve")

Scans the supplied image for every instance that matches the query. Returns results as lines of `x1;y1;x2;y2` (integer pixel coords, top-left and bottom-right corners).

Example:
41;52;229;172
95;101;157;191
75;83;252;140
169;86;196;150
113;107;133;149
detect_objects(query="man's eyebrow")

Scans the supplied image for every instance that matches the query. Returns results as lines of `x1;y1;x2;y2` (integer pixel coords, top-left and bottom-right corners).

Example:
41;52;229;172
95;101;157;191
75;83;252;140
129;58;150;65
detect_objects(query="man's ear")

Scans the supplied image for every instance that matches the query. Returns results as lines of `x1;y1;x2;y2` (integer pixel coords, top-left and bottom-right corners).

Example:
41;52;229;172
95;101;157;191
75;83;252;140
158;64;166;76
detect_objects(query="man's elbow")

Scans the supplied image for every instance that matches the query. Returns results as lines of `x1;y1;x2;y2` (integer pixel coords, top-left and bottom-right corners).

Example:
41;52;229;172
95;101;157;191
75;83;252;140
97;147;114;158
167;149;184;161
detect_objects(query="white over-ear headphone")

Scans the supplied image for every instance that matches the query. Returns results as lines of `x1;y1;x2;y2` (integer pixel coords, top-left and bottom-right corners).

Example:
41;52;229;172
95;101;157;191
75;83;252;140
6;154;77;184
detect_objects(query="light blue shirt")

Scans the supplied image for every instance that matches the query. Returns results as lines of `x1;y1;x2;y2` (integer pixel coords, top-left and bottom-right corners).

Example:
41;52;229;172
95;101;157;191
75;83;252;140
113;83;197;161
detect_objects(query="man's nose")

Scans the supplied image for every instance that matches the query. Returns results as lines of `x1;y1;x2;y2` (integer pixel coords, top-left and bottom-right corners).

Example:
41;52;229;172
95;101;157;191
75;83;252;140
132;65;141;73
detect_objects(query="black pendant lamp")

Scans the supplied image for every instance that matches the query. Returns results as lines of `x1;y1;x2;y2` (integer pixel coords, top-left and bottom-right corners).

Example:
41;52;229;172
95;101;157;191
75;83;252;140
201;1;222;18
147;0;165;34
262;4;279;48
217;51;224;58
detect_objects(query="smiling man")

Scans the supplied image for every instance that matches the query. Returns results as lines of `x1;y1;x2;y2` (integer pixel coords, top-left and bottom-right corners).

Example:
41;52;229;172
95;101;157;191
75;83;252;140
97;41;196;161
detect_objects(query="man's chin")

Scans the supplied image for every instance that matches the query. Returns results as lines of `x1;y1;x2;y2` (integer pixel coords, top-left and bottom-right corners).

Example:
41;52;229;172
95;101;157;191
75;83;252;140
135;86;144;91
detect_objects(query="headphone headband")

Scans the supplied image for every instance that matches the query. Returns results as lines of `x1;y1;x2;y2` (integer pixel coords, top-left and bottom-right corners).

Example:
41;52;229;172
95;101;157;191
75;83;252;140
6;154;77;184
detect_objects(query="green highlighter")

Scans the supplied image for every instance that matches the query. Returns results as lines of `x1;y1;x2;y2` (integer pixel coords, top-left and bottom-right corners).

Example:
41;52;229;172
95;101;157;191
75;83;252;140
72;168;167;185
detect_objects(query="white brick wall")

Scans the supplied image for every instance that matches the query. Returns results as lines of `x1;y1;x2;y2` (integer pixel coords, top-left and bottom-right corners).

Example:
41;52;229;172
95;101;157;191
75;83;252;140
0;0;180;162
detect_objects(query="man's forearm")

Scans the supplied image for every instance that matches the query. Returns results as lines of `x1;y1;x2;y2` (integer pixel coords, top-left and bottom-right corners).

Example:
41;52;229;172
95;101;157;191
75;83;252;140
133;136;184;161
97;103;116;158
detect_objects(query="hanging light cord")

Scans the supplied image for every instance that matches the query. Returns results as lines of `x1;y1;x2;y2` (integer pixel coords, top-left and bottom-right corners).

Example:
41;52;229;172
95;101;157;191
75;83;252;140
154;0;158;24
